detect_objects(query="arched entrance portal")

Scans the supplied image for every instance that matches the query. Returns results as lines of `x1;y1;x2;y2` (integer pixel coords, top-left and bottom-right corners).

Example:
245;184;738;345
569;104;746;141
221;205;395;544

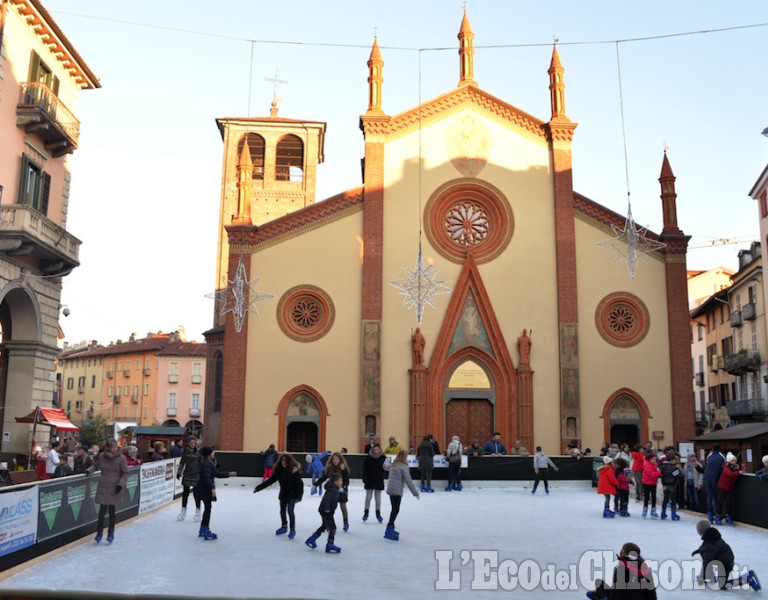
602;389;650;447
444;359;495;448
277;385;328;453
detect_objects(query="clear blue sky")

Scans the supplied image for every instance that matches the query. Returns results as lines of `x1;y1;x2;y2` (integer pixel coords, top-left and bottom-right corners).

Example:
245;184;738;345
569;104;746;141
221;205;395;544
45;1;768;344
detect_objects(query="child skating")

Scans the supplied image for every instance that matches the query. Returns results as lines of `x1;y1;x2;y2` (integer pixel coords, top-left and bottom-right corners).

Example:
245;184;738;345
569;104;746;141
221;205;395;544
253;453;304;539
383;449;420;540
597;455;618;518
692;519;760;591
305;472;343;553
313;451;351;532
641;453;661;518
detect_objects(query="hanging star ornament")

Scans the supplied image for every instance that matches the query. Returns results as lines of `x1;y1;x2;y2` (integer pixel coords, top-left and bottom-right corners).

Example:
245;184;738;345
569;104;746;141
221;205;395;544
206;255;275;332
389;243;451;324
596;206;666;279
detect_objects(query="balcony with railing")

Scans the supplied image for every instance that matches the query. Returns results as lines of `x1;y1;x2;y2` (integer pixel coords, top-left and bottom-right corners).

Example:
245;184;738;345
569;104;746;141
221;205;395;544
189;408;201;418
726;397;768;419
743;302;757;321
695;372;705;387
695;410;709;426
724;350;761;375
16;82;80;156
0;205;80;275
166;407;177;417
730;310;743;328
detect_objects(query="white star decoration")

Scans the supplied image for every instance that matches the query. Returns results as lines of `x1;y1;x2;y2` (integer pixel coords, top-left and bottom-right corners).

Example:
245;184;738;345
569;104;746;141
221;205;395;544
206;255;275;332
596;207;666;279
389;243;451;324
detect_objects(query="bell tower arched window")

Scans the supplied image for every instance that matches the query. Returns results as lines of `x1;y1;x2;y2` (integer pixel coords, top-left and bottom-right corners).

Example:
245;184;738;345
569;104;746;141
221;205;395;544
276;135;304;182
237;133;265;180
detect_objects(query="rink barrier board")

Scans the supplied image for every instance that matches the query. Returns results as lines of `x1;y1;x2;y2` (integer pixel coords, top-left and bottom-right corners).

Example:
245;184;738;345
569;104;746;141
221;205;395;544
0;459;180;573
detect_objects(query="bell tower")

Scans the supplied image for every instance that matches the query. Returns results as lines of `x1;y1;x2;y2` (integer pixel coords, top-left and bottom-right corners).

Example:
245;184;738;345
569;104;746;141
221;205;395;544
214;105;326;289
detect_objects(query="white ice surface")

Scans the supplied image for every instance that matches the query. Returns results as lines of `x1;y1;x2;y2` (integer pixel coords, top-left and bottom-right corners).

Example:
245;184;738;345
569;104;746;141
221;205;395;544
0;479;764;599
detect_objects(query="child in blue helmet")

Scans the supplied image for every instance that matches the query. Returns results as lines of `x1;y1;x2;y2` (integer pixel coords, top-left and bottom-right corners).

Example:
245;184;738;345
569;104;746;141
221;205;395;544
306;451;329;496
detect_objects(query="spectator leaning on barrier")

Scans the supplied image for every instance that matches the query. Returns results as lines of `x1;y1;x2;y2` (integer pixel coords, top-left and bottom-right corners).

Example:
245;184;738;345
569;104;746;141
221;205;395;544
45;440;60;478
73;446;94;475
756;455;768;480
386;436;403;455
483;432;507;456
465;439;484;457
510;439;530;457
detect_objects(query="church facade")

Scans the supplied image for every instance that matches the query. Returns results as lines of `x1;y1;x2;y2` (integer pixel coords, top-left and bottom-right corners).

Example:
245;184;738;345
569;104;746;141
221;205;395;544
204;14;694;455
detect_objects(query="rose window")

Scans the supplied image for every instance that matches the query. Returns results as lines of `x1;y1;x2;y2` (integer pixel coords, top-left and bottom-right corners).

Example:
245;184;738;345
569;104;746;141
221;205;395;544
425;181;513;264
595;292;649;347
278;286;334;342
445;201;490;246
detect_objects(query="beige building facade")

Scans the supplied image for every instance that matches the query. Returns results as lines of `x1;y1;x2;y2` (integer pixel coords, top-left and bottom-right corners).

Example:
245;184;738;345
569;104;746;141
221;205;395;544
205;15;694;455
0;0;99;457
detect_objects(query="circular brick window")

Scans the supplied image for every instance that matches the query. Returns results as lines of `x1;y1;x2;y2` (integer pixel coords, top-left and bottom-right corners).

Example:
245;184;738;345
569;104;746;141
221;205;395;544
595;292;649;347
424;180;513;264
277;286;334;342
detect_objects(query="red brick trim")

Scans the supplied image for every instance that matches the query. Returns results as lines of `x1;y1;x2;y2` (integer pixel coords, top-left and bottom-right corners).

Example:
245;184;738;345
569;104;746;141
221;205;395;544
424;179;514;264
601;388;651;445
276;384;328;453
277;285;335;342
426;254;517;449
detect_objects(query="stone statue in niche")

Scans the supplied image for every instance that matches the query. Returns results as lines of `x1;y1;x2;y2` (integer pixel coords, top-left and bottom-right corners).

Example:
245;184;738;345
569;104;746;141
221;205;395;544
412;327;426;367
517;329;532;367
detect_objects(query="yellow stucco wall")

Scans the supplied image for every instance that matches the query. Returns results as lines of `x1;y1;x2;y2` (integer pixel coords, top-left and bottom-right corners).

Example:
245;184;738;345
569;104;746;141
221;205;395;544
241;210;363;452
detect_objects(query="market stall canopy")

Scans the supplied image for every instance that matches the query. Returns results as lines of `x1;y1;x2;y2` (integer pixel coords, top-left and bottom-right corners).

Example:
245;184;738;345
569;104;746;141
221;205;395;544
15;407;79;431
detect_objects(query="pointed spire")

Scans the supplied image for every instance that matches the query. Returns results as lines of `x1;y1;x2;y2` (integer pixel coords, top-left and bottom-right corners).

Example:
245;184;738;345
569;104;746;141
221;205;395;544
457;10;476;87
366;37;385;116
659;150;680;234
548;44;567;120
233;140;253;225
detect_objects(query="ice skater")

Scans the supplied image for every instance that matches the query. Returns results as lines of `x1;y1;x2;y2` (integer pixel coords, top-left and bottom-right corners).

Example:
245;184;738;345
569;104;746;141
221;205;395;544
586;542;657;599
659;452;682;521
362;443;386;523
641;453;661;518
313;452;351;532
260;443;278;481
596;455;618;518
417;435;435;492
195;446;237;540
305;472;343;553
306;451;329;496
692;519;760;591
176;436;202;522
613;457;632;517
254;453;304;539
531;446;559;494
93;438;128;544
383;449;420;540
444;435;463;491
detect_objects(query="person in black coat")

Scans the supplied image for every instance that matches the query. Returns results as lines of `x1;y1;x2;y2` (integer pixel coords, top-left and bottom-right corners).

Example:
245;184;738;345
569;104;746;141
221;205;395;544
176;437;202;522
194;447;236;540
362;444;386;523
72;446;94;475
693;520;760;590
254;453;304;539
304;473;342;553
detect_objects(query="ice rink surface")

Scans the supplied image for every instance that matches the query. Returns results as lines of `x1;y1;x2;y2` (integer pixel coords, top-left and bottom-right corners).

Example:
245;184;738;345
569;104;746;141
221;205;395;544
1;480;764;599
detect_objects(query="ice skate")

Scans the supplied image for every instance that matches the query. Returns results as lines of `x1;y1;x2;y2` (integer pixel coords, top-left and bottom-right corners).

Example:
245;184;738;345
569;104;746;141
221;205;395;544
384;525;399;540
107;534;114;544
650;509;659;519
305;533;319;549
275;525;288;535
602;508;615;518
545;487;550;495
177;507;186;521
198;524;205;537
715;515;722;525
310;486;317;495
288;529;296;539
724;514;734;525
420;484;427;492
201;526;217;540
707;511;714;523
362;510;369;522
445;483;452;491
747;570;761;591
456;483;462;491
343;521;349;532
671;509;680;521
325;540;341;553
660;508;667;520
376;511;383;523
427;486;435;493
94;533;102;544
193;508;201;522
531;488;537;494
642;508;647;518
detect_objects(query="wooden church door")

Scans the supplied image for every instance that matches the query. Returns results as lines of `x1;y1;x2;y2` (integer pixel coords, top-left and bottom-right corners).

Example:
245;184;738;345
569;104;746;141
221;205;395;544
445;398;493;449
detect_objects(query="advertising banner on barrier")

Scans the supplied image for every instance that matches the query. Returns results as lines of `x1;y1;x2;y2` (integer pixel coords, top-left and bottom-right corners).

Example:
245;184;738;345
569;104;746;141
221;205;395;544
402;455;468;469
0;486;38;557
38;470;140;542
139;459;176;515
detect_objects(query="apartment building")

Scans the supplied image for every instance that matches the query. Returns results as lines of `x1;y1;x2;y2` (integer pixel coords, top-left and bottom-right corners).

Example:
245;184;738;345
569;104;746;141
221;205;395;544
0;0;99;456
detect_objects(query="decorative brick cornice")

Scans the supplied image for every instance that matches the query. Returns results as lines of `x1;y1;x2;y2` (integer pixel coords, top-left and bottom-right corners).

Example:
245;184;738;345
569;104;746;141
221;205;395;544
225;187;364;251
361;86;546;142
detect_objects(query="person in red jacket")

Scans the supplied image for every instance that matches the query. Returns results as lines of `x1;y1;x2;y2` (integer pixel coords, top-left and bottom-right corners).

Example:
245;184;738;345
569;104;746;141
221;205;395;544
597;456;619;518
641;454;661;519
716;452;743;525
630;444;645;502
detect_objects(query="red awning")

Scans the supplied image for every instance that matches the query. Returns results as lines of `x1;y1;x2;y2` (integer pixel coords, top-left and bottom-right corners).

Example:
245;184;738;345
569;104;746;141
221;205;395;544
15;407;79;431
